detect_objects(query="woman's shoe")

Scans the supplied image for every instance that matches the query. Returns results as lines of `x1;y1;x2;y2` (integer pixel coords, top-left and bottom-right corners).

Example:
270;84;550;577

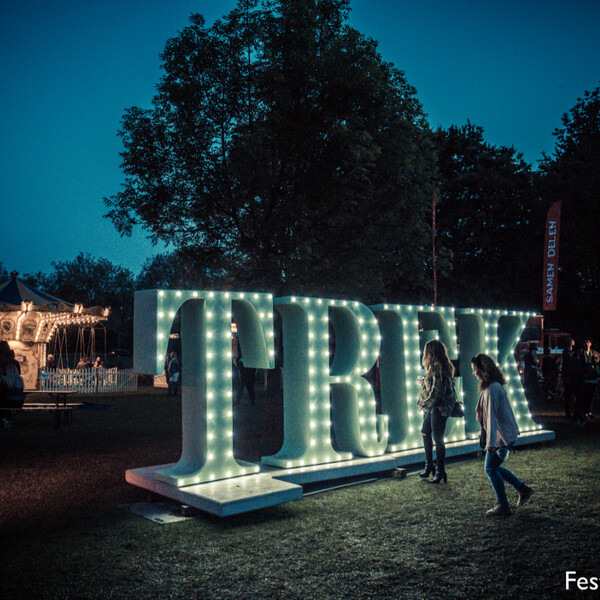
429;471;447;484
516;485;534;507
486;502;511;516
419;464;435;478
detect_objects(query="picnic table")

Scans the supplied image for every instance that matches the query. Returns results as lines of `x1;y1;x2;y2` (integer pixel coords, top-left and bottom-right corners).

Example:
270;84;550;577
1;391;84;429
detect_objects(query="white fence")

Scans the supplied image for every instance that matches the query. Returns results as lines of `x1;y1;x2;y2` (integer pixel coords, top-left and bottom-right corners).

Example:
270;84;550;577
40;368;138;393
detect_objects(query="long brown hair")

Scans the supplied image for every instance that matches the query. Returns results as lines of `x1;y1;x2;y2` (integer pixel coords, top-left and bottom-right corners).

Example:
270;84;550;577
422;339;454;377
471;353;505;390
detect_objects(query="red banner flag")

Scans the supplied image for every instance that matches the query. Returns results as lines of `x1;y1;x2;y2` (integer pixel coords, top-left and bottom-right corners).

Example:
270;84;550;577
542;200;562;311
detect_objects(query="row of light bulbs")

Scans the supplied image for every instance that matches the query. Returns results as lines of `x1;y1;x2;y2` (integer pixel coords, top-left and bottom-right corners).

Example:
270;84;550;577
147;290;540;487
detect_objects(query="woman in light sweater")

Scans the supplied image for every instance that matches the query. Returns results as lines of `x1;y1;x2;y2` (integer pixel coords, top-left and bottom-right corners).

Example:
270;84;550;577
471;354;534;516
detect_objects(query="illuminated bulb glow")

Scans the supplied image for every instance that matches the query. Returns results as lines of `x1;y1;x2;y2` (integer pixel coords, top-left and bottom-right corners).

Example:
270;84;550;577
141;291;542;486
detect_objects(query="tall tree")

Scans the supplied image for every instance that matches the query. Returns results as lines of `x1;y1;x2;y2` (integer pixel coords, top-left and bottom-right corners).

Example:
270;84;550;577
105;0;437;302
434;122;543;308
136;251;228;290
539;85;600;338
26;253;136;349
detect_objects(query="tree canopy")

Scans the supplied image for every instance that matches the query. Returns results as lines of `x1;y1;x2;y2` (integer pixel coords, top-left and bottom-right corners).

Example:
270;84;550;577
434;122;543;309
136;251;228;291
28;252;134;309
540;84;600;337
27;253;136;349
105;0;437;302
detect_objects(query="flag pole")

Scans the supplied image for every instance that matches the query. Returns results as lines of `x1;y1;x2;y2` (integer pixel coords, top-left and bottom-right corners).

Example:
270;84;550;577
432;191;438;306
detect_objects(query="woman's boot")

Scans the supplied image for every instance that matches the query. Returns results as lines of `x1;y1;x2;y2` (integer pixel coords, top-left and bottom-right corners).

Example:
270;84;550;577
419;464;435;478
429;453;447;484
429;468;447;484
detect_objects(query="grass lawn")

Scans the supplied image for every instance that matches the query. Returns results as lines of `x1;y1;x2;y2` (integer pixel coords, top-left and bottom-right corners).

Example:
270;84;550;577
0;388;598;599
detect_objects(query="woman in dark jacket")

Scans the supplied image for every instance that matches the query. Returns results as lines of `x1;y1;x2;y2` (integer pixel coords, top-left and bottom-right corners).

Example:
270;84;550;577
417;339;456;483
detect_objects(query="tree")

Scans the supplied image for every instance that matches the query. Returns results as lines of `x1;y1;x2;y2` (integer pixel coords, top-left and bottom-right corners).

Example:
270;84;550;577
27;253;136;349
136;251;228;290
0;262;8;283
105;0;437;303
539;85;600;338
434;122;543;308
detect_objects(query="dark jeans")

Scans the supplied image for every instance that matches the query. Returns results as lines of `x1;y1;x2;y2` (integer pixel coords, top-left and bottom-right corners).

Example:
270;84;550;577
167;374;179;396
573;382;589;421
485;445;523;505
582;382;596;415
421;408;448;472
563;380;577;417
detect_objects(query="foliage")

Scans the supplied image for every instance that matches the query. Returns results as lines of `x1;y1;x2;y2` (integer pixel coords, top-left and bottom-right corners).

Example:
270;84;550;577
0;261;9;283
105;0;437;303
26;252;134;308
136;251;230;290
434;122;543;309
26;252;136;348
539;85;600;339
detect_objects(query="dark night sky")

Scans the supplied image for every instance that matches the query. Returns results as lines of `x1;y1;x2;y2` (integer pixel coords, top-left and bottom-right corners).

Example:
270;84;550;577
1;0;598;277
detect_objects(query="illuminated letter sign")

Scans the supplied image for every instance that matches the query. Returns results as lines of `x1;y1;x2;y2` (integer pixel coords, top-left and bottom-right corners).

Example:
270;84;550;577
262;296;387;470
132;289;546;512
372;303;463;451
135;290;275;486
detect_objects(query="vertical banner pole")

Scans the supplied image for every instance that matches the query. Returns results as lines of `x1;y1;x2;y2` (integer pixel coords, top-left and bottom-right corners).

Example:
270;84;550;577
432;191;438;306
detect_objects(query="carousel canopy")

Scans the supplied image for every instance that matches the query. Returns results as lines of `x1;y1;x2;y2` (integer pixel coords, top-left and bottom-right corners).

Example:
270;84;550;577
0;273;109;344
0;273;73;307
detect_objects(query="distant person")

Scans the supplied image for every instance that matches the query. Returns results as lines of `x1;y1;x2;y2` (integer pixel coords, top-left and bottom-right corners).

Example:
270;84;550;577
46;354;57;370
93;356;104;369
0;341;9;374
167;352;180;396
163;353;171;393
417;339;456;484
1;363;25;429
578;338;596;422
591;353;600;418
0;342;20;375
523;343;539;403
8;350;19;372
76;357;89;371
561;338;577;418
234;342;256;405
541;355;559;401
472;354;534;516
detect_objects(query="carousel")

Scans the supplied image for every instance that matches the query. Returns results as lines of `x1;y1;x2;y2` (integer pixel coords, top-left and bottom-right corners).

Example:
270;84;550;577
0;272;110;389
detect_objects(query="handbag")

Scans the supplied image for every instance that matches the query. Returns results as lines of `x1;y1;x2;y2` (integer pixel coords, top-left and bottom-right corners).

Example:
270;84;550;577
479;426;487;449
451;400;464;418
446;378;464;417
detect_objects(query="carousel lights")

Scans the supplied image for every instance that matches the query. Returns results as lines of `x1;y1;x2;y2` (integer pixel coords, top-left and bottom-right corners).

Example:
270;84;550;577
14;301;34;341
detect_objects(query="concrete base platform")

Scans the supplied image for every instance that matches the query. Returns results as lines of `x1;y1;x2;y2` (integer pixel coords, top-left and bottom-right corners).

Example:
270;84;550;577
265;453;403;485
126;429;554;518
126;465;303;517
